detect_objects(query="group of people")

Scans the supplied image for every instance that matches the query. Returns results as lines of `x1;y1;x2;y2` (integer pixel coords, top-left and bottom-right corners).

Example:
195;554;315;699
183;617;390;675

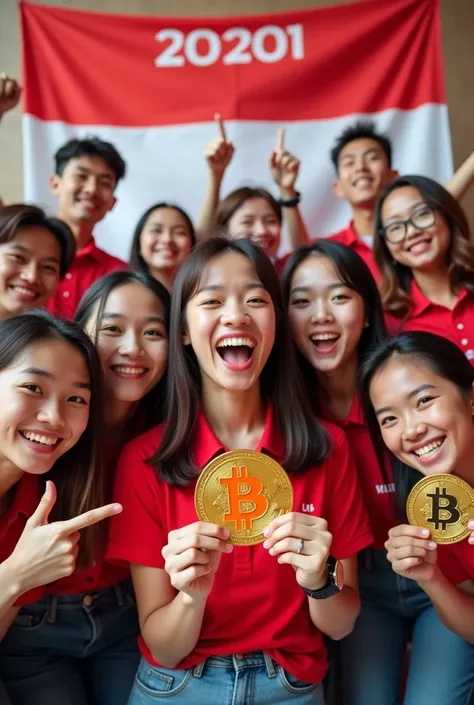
0;72;474;705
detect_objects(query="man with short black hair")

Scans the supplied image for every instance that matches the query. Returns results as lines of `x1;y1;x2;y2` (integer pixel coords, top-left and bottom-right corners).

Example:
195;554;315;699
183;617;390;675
327;121;397;279
47;136;127;317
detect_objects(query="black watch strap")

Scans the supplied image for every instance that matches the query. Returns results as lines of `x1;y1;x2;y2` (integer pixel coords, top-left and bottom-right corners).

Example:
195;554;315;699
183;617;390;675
277;190;300;207
302;555;341;600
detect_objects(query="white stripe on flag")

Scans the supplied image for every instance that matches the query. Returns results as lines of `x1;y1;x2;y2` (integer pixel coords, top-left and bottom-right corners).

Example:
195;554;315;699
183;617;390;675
23;104;452;262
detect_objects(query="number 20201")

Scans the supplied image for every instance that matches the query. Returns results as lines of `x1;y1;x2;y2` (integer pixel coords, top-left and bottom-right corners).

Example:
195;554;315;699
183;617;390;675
154;25;304;68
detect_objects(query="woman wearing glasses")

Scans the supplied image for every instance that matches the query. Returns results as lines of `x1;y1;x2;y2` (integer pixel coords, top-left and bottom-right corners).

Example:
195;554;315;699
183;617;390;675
373;175;474;360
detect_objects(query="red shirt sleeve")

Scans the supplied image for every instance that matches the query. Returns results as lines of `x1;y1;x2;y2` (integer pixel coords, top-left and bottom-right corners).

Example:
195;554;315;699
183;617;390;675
107;432;166;569
437;544;470;585
324;425;374;559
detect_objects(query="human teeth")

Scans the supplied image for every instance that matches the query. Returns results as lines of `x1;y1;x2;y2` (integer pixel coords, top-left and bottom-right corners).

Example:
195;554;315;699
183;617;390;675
311;333;339;341
216;338;256;348
12;286;35;298
114;366;146;375
413;440;443;457
22;432;57;446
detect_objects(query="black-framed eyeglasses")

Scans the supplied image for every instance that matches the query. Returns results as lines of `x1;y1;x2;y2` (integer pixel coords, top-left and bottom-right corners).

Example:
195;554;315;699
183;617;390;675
380;205;436;244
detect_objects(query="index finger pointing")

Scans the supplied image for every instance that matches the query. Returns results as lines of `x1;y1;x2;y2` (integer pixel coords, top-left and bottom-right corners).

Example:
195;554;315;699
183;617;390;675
276;127;285;152
58;503;123;534
214;113;227;141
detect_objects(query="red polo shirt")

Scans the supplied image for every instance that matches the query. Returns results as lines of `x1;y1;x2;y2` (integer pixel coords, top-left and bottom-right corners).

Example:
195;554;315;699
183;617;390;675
399;282;474;363
1;473;45;607
47;237;127;319
325;222;380;282
437;539;474;586
274;253;291;277
321;395;397;550
107;406;373;683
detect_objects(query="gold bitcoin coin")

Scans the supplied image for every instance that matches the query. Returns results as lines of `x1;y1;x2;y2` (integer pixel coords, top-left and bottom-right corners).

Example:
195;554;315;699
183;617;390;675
194;450;293;546
406;474;474;544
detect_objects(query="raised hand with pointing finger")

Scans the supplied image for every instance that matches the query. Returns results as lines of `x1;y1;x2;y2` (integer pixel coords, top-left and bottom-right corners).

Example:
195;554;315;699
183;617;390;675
270;128;301;194
6;481;122;597
204;114;235;179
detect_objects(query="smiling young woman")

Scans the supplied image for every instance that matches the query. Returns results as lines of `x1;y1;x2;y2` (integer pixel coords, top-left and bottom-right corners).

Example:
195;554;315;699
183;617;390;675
0;273;170;705
359;331;474;702
0;312;121;702
374;176;474;361
107;238;372;705
0;205;75;317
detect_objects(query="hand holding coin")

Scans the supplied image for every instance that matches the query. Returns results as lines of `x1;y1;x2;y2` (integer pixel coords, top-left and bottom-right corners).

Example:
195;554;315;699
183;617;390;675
162;522;233;600
263;513;332;591
385;524;438;582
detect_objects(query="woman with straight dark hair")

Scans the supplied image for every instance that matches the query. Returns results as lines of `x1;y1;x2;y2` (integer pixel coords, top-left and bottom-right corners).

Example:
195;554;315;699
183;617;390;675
374;175;474;360
196;115;309;274
359;331;474;702
283;240;474;705
0;311;121;702
0;271;170;705
130;202;196;291
108;238;372;704
0;204;75;317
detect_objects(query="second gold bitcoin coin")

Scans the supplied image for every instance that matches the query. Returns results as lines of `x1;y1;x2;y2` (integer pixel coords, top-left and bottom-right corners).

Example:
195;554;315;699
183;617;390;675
194;450;293;546
406;473;474;544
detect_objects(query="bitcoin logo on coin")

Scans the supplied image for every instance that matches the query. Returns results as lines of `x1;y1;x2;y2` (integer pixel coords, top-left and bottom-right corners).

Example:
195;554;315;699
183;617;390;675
407;474;474;544
194;450;293;545
426;487;460;531
220;465;268;531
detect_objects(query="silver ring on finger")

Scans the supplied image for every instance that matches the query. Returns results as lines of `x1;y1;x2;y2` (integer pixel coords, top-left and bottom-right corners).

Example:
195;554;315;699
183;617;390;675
296;538;304;555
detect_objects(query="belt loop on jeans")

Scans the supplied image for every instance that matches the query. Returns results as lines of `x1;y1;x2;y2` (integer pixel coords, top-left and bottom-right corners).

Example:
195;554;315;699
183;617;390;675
113;582;125;607
263;654;277;679
46;595;58;624
192;660;206;678
362;547;373;572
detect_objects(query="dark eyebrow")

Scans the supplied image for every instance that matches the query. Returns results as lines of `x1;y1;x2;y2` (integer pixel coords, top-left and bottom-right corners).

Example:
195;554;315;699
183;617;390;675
100;312;166;325
290;282;349;295
375;384;436;416
8;243;60;264
340;147;382;161
20;367;91;390
75;165;113;181
195;282;264;295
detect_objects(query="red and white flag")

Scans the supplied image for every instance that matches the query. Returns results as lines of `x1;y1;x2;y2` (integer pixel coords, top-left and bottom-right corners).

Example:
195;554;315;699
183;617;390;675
21;0;451;260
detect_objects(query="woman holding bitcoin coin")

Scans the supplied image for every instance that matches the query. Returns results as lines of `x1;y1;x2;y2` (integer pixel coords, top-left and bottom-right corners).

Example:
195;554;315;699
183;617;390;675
282;240;474;705
360;332;474;673
107;238;373;704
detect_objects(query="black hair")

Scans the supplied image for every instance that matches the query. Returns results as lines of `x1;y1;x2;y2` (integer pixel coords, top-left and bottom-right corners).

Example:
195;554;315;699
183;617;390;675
129;202;196;273
0;311;105;565
330;120;392;173
150;237;331;486
75;270;170;429
0;205;76;277
54;136;126;186
360;331;474;518
281;240;387;414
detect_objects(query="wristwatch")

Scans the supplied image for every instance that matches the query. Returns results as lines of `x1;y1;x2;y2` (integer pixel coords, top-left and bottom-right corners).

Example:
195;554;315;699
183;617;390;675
302;555;344;599
277;190;300;207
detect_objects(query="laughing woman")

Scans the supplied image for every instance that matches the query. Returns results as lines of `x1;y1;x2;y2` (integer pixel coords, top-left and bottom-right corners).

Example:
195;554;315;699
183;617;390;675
374;175;474;358
360;331;474;697
0;272;170;705
107;238;372;705
282;240;474;705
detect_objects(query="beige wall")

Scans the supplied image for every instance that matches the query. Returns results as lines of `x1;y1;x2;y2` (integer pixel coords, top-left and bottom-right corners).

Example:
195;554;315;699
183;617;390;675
1;0;473;224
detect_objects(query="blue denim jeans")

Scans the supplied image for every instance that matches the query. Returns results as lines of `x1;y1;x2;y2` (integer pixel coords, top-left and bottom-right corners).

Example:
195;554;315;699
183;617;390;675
128;653;325;705
0;579;140;705
336;549;474;705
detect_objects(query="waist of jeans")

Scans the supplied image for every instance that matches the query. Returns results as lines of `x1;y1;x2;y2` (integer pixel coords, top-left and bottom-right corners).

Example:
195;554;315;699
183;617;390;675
192;652;277;677
40;577;133;609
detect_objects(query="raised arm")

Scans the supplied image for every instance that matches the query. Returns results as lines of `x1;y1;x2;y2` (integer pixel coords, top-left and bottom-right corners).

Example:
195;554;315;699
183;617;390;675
445;150;474;202
269;128;310;251
196;114;234;242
